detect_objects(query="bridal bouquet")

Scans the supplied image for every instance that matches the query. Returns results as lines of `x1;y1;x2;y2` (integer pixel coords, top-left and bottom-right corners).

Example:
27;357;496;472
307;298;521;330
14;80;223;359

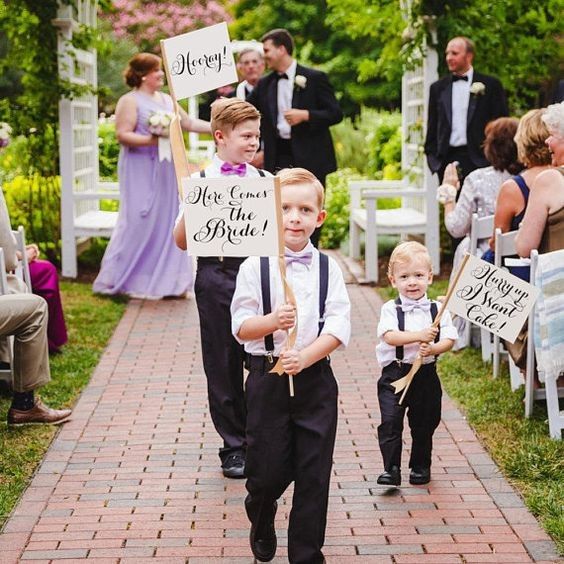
148;111;175;137
0;122;12;148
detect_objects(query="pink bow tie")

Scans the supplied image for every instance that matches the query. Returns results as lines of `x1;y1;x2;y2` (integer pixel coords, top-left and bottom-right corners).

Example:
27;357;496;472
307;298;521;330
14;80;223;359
220;162;247;177
285;250;313;266
399;298;431;313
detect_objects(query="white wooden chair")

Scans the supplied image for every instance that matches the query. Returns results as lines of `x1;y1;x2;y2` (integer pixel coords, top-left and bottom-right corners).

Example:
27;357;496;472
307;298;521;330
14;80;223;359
525;250;564;437
12;225;32;291
0;248;14;387
348;179;436;283
492;228;525;389
466;213;495;355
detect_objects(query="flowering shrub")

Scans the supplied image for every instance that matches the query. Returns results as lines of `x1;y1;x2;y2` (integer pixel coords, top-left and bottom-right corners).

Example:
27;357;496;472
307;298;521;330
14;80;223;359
102;0;231;52
0;122;12;148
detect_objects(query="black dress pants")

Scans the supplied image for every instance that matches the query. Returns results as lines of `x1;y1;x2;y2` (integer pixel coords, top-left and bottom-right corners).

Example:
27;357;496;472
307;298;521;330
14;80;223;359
245;356;338;564
194;258;247;463
377;362;442;471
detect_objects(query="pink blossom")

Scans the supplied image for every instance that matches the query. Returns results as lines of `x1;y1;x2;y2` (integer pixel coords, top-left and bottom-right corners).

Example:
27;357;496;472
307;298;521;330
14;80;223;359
101;1;231;49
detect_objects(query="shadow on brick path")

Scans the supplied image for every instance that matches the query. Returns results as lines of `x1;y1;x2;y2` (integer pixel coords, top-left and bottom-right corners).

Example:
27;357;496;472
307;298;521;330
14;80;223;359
0;259;560;563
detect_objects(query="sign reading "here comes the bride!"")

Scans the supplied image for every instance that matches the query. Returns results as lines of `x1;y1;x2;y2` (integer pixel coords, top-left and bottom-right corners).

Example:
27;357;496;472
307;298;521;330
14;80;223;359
181;177;283;257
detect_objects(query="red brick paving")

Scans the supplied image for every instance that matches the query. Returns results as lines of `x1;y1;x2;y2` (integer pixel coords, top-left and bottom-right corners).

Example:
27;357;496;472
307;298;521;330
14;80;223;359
0;261;560;563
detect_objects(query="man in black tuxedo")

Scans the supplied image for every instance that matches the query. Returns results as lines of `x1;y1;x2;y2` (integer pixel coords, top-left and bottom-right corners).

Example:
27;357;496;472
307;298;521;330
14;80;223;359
425;36;509;183
247;28;343;245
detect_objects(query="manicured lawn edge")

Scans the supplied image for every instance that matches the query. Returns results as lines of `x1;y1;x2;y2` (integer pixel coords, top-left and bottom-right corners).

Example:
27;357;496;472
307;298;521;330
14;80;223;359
0;280;127;528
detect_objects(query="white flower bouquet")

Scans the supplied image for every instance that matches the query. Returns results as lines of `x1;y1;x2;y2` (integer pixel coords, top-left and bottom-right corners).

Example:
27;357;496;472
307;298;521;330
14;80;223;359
148;111;175;137
0;122;13;148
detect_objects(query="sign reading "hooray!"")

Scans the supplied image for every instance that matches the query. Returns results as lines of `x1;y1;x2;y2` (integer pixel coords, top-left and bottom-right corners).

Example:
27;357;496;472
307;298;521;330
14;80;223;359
448;254;540;343
181;176;283;257
160;22;238;100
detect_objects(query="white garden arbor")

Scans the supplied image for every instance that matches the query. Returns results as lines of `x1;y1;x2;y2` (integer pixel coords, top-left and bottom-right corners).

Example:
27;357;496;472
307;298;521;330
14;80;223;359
54;1;439;278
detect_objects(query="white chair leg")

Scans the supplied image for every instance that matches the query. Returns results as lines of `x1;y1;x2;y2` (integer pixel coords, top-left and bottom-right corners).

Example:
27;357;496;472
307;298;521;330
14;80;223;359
481;328;492;363
545;375;564;439
349;222;361;260
493;335;500;378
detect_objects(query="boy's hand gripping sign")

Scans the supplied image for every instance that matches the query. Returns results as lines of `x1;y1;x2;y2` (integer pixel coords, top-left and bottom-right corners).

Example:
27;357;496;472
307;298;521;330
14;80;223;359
392;254;539;403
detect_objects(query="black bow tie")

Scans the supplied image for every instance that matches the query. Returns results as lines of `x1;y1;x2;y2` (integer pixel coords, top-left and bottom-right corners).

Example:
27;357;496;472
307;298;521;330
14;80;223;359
275;72;288;81
452;74;468;82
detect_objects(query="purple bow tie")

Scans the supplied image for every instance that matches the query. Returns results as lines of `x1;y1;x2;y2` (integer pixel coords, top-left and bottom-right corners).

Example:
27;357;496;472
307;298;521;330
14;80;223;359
399;298;431;313
220;162;247;177
285;250;313;266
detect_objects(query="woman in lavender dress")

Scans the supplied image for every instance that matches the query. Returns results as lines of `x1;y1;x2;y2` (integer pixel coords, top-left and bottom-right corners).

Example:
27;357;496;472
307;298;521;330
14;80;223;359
94;53;210;299
438;117;522;347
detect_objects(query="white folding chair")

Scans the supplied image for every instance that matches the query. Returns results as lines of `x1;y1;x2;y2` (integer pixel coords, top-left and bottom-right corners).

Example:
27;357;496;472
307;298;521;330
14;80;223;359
12;225;32;291
492;228;525;388
0;248;14;387
526;250;564;437
467;213;495;354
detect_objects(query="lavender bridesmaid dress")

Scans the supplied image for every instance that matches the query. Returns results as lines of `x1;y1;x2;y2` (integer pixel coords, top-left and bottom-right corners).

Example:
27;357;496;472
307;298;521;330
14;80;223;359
93;91;192;298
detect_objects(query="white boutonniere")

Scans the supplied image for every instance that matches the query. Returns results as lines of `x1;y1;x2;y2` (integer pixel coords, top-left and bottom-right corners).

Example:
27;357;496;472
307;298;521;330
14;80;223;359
470;81;486;96
294;75;307;90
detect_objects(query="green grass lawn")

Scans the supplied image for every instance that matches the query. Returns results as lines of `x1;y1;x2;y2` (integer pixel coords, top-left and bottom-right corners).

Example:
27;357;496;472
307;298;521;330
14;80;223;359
379;279;564;555
0;281;127;528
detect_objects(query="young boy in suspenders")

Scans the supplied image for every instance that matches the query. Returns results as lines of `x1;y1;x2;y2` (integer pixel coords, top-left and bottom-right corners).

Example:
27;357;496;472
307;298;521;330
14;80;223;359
174;98;271;479
231;168;351;563
376;241;457;487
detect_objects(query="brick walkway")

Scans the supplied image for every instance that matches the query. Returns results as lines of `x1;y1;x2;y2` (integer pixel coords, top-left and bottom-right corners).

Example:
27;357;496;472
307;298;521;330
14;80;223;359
0;269;560;563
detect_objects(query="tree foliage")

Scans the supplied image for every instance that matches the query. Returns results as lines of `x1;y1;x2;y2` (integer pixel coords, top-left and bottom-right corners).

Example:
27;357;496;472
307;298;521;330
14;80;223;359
326;0;562;113
229;0;401;116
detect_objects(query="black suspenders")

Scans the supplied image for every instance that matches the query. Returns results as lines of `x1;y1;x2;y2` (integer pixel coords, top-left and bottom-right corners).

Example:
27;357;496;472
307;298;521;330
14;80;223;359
394;297;440;362
260;253;329;356
199;169;266;177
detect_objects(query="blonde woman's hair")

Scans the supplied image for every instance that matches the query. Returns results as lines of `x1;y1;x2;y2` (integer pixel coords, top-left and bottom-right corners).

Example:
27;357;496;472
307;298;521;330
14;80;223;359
387;241;433;278
210;97;260;135
277;167;324;208
514;109;552;167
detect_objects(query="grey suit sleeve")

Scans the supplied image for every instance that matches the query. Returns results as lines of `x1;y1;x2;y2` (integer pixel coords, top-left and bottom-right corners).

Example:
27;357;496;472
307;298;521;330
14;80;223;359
0;189;17;272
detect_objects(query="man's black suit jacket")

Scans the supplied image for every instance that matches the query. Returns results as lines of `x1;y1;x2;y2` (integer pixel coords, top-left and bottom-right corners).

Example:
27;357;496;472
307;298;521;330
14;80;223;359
247;63;343;183
424;71;509;174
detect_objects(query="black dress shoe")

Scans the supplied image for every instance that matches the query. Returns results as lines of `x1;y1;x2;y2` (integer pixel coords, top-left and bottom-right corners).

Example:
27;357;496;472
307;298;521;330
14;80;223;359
377;465;401;486
250;506;277;562
222;453;245;479
409;467;431;485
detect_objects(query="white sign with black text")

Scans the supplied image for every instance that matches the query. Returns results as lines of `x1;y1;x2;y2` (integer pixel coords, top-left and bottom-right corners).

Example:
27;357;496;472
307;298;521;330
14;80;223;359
181;176;282;257
448;254;540;343
161;22;238;100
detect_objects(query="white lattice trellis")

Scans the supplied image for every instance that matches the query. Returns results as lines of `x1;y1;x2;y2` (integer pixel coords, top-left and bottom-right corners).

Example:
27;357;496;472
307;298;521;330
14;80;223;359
55;0;119;278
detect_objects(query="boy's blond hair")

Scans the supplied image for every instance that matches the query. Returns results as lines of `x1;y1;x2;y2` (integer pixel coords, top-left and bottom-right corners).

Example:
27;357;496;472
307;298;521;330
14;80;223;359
210;97;260;134
277;167;324;208
387;241;432;278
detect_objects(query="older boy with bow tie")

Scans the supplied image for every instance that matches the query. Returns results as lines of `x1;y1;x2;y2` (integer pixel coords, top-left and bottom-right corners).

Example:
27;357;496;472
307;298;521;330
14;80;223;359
174;98;271;480
376;242;457;487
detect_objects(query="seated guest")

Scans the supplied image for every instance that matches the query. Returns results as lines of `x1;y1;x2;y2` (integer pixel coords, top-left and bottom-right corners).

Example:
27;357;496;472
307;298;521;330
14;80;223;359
0;293;72;425
483;108;552;281
25;244;68;353
516;101;564;257
439;117;522;348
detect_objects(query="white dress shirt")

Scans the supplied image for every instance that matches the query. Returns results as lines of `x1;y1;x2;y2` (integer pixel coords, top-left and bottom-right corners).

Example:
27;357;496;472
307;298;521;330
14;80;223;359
276;59;297;140
231;244;351;355
376;295;458;367
449;67;474;147
235;80;253;100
